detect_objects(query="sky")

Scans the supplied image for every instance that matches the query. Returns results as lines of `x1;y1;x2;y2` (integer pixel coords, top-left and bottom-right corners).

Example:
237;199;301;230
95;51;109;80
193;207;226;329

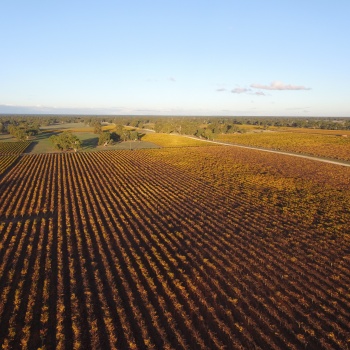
0;0;349;117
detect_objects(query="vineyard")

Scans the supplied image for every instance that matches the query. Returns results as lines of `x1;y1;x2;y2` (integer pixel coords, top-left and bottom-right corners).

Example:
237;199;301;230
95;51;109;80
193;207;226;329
141;133;215;148
0;147;350;349
216;132;350;161
0;141;31;174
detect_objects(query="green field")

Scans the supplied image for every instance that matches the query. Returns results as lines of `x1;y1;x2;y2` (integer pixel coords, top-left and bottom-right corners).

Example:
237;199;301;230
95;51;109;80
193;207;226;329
0;123;160;153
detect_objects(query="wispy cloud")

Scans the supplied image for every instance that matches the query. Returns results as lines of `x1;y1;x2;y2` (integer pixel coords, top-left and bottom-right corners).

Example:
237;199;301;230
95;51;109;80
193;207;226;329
168;77;176;82
250;81;311;91
231;88;251;94
216;86;266;96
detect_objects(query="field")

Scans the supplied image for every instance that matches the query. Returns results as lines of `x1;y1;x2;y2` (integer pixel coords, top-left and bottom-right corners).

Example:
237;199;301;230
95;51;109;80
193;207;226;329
0;141;32;174
141;133;216;148
216;130;350;161
0;123;160;154
0;144;349;349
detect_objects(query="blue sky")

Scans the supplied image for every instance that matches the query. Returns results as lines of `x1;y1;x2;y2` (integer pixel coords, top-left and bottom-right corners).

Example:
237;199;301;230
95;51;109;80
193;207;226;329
0;0;349;116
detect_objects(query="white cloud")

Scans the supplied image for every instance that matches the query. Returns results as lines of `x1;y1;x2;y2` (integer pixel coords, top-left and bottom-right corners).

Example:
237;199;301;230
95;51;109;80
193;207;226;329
231;88;251;94
250;81;311;91
216;88;227;92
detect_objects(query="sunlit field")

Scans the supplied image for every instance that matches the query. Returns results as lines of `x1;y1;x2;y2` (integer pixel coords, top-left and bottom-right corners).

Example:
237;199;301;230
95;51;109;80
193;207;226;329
142;133;216;148
0;141;31;174
0;144;349;349
216;131;350;161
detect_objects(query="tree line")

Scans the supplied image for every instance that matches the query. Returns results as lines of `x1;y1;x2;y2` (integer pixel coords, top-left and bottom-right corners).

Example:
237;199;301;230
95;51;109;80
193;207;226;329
48;123;143;151
1;115;350;143
7;122;40;141
1;115;350;132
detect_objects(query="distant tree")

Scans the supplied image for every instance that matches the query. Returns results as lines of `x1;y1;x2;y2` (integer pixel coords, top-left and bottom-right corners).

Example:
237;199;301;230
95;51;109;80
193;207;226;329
15;129;27;141
226;124;244;134
88;119;102;134
8;125;26;141
98;132;111;146
114;124;124;135
8;122;39;140
180;121;198;135
130;130;141;141
25;126;39;139
129;119;140;128
93;122;102;134
26;130;35;139
121;130;131;142
120;129;141;141
159;121;176;133
7;124;16;136
204;128;214;140
110;132;121;142
50;131;81;152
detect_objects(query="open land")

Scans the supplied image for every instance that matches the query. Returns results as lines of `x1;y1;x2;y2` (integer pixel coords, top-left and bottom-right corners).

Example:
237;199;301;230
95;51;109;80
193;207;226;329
0;120;349;349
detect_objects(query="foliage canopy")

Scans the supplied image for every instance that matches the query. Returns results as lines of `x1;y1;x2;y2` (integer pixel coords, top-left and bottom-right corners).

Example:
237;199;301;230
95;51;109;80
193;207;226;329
50;131;81;151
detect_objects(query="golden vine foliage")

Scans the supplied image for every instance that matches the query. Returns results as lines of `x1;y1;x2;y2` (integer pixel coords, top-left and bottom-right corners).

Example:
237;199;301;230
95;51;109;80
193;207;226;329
0;141;31;174
216;131;350;161
142;133;215;148
0;147;349;349
0;141;31;155
0;156;18;175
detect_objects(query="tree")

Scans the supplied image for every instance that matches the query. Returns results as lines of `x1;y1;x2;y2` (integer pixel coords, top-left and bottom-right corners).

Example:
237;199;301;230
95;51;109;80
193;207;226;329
7;122;40;140
180;121;198;136
204;128;214;140
50;131;81;152
98;132;111;146
110;132;121;142
98;131;121;146
93;122;102;134
129;119;140;128
195;128;206;138
8;125;27;141
114;124;123;132
130;130;140;141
